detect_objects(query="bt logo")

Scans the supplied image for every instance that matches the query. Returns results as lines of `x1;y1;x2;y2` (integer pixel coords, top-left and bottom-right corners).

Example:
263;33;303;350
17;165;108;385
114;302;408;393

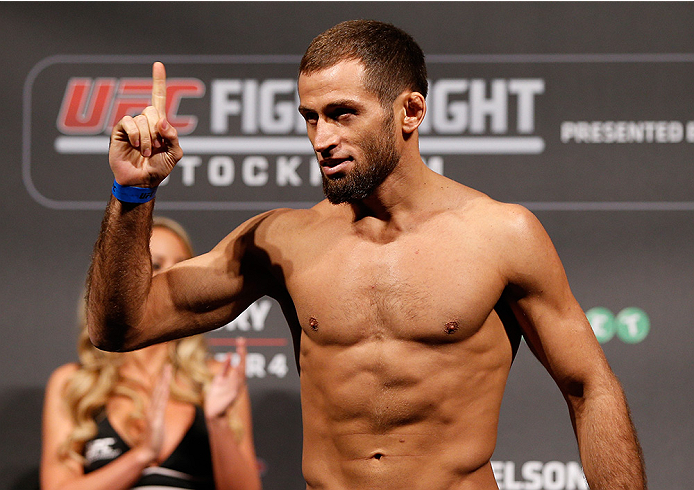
585;307;650;344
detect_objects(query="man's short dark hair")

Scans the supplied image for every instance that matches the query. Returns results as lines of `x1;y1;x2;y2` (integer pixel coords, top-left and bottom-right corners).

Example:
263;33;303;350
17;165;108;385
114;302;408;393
299;20;428;107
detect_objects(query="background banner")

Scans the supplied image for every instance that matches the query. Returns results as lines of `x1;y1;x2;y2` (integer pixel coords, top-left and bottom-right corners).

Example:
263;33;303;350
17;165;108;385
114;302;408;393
2;3;692;489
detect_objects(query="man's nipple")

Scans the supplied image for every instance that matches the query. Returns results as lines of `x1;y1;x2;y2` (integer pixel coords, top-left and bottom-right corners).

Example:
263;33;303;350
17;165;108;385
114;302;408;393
444;321;459;335
309;317;319;331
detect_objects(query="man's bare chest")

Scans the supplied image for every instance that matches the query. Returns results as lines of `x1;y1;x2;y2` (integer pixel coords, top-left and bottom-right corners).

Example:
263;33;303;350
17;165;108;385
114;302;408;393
283;231;507;344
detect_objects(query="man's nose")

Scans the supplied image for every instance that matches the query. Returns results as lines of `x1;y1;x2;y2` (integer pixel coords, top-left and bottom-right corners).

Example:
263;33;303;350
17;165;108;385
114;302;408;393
313;120;339;153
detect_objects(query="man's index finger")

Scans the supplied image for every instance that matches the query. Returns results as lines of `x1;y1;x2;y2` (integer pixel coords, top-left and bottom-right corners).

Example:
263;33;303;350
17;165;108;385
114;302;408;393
152;61;166;115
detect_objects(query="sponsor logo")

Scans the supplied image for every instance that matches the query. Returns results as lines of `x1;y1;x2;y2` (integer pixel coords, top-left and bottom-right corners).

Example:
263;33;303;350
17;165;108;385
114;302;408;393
84;437;122;463
57;77;205;135
586;307;650;344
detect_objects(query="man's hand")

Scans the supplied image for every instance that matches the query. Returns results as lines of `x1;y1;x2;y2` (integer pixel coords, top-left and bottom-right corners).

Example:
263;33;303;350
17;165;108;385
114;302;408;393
109;62;183;188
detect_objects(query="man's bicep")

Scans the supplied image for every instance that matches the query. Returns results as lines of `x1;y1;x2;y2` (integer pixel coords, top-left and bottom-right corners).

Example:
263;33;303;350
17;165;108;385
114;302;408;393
503;207;606;390
142;244;266;344
515;287;605;391
135;209;287;348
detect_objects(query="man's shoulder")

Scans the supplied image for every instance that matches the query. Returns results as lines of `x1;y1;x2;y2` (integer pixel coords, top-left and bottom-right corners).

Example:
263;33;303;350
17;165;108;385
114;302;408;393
471;195;534;222
241;200;343;242
446;184;531;221
444;187;544;242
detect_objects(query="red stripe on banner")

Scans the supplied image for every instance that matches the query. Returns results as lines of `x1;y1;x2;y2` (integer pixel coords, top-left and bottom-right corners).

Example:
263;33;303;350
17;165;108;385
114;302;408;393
207;338;289;347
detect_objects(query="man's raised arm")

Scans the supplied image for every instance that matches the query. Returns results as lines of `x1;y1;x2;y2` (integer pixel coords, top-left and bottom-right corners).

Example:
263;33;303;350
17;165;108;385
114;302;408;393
86;62;183;351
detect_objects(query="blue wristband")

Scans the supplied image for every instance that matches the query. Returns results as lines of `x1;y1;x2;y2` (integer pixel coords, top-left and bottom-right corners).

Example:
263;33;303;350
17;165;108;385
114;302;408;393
111;180;157;203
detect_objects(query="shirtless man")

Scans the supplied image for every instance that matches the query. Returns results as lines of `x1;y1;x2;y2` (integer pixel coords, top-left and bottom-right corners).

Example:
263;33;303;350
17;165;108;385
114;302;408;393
87;20;646;490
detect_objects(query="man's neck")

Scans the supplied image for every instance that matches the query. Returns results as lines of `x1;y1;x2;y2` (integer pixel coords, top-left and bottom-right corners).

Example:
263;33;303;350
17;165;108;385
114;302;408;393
349;156;442;238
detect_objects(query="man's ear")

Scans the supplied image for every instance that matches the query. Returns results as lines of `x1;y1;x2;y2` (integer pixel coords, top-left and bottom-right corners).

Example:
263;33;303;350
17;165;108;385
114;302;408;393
401;92;426;134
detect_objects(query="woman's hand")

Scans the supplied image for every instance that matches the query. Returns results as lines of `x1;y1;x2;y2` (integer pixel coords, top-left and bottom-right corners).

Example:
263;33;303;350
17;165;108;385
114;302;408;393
205;338;248;420
136;364;172;464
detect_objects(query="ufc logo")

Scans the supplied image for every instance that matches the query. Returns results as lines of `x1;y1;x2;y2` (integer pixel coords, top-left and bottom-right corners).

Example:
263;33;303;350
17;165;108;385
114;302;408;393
57;77;205;135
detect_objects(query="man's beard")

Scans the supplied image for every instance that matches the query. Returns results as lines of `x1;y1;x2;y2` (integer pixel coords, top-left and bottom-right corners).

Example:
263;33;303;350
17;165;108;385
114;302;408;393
321;114;400;205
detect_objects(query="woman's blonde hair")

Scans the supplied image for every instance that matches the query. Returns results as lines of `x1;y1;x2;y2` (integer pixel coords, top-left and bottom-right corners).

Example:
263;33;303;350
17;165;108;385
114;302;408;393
59;217;243;462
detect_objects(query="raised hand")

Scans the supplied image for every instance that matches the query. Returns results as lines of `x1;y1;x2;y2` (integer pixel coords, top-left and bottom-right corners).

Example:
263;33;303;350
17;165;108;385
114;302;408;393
109;62;183;188
205;338;248;420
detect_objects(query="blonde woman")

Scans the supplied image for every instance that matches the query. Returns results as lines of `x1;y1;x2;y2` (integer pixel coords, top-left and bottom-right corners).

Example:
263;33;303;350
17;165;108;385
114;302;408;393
41;217;262;490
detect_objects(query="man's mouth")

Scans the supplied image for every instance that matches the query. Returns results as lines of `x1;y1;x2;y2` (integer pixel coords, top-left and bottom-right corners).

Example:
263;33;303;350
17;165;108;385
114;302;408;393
320;157;353;176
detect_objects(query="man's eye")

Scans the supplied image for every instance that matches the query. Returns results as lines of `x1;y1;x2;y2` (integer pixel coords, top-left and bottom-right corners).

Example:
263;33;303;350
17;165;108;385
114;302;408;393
301;112;318;124
152;262;162;271
332;109;355;120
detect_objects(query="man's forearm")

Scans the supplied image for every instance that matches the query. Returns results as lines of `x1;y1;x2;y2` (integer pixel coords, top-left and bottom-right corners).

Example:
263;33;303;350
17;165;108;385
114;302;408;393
86;197;154;351
573;382;646;489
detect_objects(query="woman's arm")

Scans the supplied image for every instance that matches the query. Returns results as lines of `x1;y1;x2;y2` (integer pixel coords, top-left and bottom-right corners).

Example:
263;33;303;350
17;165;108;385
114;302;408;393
40;364;171;490
205;341;262;490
